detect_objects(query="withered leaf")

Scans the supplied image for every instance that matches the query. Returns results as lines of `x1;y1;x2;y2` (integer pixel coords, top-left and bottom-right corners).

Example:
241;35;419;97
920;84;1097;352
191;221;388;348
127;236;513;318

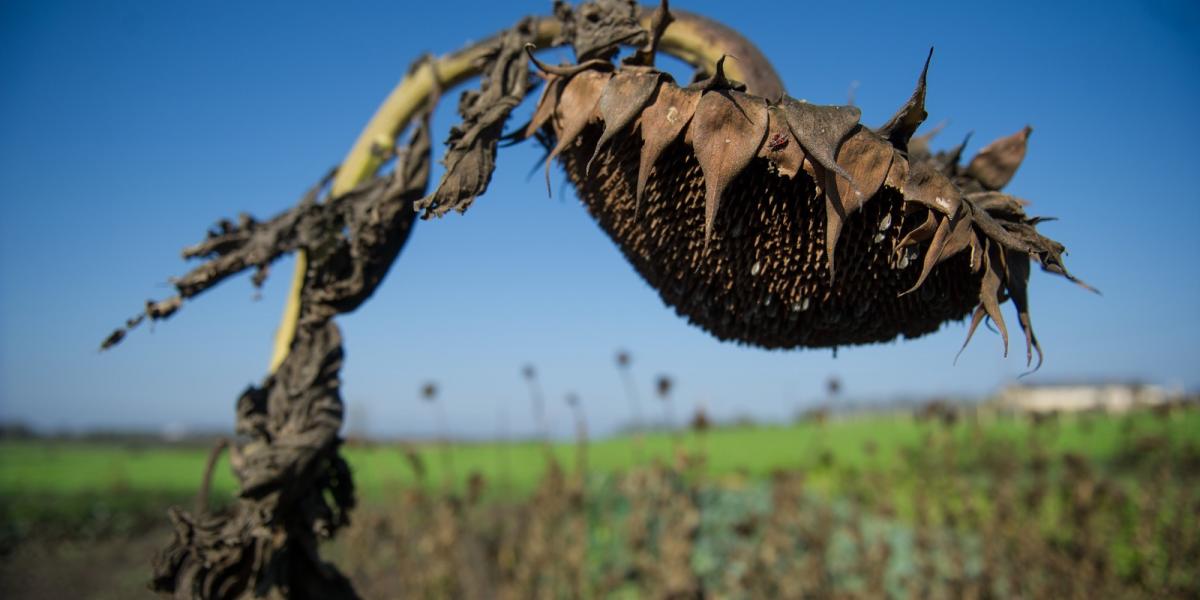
955;306;988;364
900;215;950;296
625;0;675;67
935;208;979;268
690;90;768;245
965;125;1032;191
524;74;565;139
876;48;932;151
567;0;647;62
636;83;702;205
833;127;894;208
901;205;982;298
590;70;664;173
970;207;1037;254
904;161;962;217
897;209;937;251
1003;248;1043;370
933;131;972;177
967;191;1028;219
823;171;846;279
821;125;896;280
546;70;612;194
777;97;861;188
978;241;1011;355
883;147;909;193
418;25;533;217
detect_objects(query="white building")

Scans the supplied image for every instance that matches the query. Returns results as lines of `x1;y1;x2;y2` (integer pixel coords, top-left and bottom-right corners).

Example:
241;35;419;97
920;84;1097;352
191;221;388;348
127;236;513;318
994;382;1175;415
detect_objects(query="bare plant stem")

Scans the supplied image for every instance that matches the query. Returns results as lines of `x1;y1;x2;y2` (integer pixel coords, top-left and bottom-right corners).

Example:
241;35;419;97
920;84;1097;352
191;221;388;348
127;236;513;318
618;367;646;463
194;437;228;515
435;400;455;491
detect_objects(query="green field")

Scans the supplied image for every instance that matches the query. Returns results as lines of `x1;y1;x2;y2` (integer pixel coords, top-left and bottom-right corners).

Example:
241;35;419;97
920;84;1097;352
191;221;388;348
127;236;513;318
3;407;1198;598
3;408;1197;542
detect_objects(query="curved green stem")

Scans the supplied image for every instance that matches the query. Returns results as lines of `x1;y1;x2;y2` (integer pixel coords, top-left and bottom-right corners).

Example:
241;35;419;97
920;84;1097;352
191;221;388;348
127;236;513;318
270;8;783;371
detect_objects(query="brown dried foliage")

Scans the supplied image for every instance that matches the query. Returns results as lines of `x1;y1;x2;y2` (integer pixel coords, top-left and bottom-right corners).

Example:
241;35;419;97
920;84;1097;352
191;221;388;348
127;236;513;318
332;407;1200;599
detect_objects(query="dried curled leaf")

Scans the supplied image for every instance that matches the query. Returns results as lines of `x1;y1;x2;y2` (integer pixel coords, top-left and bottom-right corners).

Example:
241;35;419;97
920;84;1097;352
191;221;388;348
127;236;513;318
689;90;767;245
777;98;861;186
635;82;701;205
824;128;895;277
905;161;962;217
558;0;647;62
590;70;663;172
965;126;1033;191
543;70;612;193
876;48;932;151
417;20;538;218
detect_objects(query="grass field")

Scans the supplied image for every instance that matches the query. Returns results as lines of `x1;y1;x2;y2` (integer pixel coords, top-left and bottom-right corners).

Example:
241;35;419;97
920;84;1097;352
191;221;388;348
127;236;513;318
3;406;1198;597
3;407;1197;541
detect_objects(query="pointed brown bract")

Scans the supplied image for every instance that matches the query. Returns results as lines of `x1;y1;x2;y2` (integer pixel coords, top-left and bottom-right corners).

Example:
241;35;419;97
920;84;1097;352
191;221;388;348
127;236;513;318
1002;248;1043;370
590;71;663;173
971;207;1037;255
636;83;701;206
877;48;932;151
904;161;962;217
902;200;983;297
966;191;1027;219
978;241;1011;355
833;128;894;208
965;125;1032;191
822;125;896;279
690;90;768;246
526;74;565;139
546;70;612;194
935;207;979;268
625;0;675;68
777;98;860;187
690;54;747;93
883;146;909;193
823;171;847;279
901;215;950;296
897;210;938;251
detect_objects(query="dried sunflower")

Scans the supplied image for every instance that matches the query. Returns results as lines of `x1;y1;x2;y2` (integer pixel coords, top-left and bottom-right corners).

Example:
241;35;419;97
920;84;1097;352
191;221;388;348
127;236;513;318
105;2;1092;596
419;0;1092;369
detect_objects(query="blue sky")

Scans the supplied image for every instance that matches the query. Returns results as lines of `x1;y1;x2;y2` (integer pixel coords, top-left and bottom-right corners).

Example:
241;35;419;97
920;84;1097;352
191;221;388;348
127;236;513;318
1;0;1198;439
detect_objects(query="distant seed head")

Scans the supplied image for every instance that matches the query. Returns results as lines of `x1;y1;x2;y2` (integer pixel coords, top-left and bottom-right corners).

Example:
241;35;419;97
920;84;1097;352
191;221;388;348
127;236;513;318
655;374;674;400
420;381;438;402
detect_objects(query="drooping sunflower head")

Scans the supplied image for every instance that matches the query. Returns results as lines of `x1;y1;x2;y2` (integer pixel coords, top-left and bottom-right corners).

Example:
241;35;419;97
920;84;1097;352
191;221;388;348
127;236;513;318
411;0;1091;371
519;16;1089;370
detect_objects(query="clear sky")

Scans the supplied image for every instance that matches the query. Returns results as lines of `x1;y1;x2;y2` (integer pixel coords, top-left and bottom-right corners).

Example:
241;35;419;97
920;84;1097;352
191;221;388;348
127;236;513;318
1;0;1198;439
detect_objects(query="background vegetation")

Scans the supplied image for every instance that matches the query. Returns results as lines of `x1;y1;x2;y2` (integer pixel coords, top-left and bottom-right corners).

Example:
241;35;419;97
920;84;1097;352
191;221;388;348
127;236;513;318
3;404;1197;597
